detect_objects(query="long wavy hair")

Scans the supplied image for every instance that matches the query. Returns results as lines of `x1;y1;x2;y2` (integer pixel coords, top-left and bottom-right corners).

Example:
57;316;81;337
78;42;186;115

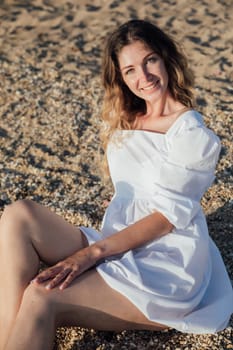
101;19;195;173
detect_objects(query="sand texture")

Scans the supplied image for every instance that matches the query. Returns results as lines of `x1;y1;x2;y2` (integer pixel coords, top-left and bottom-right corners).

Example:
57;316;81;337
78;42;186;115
0;0;232;349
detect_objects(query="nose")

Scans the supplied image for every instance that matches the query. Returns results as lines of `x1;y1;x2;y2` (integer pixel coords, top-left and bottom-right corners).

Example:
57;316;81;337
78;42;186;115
138;65;152;82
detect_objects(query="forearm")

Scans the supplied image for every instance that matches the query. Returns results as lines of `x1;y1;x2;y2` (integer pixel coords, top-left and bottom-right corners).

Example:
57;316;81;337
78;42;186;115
90;211;174;262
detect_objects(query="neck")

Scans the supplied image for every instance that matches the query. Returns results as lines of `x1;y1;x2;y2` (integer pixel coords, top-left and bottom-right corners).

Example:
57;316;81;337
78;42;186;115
134;94;188;132
145;92;179;119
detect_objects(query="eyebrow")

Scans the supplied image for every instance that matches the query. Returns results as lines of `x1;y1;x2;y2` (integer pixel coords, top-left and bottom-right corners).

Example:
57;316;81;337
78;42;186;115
120;52;156;71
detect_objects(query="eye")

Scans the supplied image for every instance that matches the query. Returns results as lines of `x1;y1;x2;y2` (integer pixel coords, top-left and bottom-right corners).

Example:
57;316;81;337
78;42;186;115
125;68;135;76
147;55;158;64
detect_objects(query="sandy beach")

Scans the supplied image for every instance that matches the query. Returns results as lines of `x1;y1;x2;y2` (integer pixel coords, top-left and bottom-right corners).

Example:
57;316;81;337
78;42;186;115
0;0;232;348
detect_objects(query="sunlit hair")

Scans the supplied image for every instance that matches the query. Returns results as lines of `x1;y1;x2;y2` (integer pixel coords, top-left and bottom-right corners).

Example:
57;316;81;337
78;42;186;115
100;19;195;173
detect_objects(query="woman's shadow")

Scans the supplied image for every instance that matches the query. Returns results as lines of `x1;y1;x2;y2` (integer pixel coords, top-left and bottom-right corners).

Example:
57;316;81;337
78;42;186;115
206;200;233;283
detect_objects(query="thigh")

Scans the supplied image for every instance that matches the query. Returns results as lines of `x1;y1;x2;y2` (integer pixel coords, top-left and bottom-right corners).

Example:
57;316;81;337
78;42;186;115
39;268;167;332
31;204;88;264
5;199;89;265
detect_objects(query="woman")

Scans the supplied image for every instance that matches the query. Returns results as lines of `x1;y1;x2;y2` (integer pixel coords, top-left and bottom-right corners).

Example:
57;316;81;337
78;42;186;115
0;20;232;350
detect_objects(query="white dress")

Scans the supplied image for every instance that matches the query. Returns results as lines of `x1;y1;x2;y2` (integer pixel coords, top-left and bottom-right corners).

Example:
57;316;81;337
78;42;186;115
80;110;233;334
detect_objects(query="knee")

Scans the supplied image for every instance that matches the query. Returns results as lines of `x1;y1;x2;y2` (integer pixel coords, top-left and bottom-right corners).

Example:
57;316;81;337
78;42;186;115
21;283;56;322
0;200;38;242
2;199;37;225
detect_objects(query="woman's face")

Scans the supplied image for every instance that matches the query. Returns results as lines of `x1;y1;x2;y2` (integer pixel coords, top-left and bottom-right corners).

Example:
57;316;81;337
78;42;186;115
118;40;169;104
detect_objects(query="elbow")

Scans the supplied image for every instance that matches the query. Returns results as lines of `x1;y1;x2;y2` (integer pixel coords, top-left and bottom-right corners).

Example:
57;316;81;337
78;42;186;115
161;220;174;235
154;211;174;235
167;221;174;233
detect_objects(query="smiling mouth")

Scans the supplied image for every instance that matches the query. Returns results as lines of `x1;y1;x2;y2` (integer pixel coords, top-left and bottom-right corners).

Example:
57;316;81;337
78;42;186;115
140;80;160;91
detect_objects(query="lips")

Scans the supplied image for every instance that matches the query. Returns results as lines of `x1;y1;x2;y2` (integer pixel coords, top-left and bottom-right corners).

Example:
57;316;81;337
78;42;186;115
140;79;160;91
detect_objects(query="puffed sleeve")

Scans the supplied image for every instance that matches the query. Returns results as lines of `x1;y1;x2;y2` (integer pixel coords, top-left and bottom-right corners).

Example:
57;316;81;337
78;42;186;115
150;121;221;229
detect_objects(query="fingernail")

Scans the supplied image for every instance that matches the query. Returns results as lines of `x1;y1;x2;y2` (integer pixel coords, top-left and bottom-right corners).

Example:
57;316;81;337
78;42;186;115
46;284;51;290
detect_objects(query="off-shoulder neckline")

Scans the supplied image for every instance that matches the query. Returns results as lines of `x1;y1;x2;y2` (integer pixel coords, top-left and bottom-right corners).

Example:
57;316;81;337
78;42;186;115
117;110;201;136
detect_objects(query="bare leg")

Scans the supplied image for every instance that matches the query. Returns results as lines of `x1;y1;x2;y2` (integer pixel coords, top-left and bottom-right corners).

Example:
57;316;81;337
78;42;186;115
0;199;166;350
0;199;87;349
5;269;166;350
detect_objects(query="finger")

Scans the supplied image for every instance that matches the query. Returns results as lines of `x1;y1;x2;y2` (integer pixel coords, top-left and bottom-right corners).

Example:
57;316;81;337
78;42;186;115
46;269;71;290
35;267;60;283
59;270;79;290
33;266;62;284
